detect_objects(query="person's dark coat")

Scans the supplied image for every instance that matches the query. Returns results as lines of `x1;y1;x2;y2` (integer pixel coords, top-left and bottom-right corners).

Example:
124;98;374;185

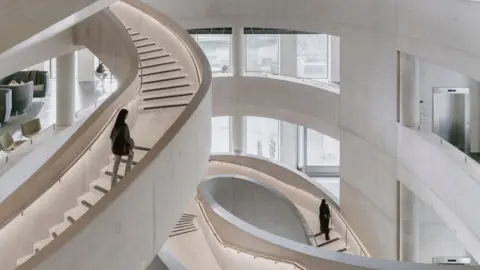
319;202;331;233
110;123;134;156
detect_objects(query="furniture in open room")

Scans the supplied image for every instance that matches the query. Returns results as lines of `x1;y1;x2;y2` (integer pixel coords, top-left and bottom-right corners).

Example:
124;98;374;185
0;88;11;126
0;71;50;98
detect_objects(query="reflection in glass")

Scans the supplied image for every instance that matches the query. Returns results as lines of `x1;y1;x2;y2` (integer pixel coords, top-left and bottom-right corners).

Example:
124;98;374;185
297;34;328;79
306;129;339;166
196;34;231;74
246;116;280;160
211;116;230;152
246;35;280;74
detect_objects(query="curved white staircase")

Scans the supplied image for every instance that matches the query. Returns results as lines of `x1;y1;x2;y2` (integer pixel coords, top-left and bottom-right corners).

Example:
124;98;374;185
0;1;211;270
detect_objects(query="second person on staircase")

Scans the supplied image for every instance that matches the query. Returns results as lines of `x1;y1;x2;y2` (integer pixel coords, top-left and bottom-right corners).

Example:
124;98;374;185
110;108;135;188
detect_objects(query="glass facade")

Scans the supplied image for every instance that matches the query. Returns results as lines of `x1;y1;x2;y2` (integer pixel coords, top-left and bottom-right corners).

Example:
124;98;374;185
246;116;280;160
246;35;280;74
296;34;328;79
210;116;339;172
191;34;231;74
211;116;231;152
306;129;340;166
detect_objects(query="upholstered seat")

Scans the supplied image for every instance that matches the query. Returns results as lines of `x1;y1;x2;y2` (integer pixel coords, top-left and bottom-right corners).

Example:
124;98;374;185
0;88;12;126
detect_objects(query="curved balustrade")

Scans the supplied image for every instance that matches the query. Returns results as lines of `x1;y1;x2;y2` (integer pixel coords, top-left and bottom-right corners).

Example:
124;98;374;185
197;168;476;269
244;72;340;94
208;154;368;256
0;1;212;269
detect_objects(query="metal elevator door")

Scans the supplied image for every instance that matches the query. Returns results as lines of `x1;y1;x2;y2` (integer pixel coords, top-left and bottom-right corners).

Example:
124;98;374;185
432;87;470;153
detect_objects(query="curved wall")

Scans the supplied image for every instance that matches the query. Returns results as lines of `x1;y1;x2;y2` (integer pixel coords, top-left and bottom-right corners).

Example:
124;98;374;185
204;175;310;244
212;76;340;140
145;0;480;259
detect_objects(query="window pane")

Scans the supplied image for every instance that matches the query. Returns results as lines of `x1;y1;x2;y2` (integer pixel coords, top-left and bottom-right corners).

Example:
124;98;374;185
246;116;279;160
246;35;279;74
306;129;339;166
211;116;230;152
297;34;328;79
197;34;231;74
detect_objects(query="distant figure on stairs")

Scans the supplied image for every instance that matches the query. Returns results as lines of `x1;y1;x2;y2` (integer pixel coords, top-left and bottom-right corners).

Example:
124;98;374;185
110;108;135;187
319;199;331;241
95;62;107;85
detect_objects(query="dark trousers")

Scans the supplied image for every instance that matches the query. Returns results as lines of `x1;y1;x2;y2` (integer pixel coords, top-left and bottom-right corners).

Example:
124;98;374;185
320;218;330;241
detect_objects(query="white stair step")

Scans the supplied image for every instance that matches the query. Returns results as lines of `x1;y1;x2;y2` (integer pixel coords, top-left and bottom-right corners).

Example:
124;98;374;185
140;88;196;101
78;192;103;208
65;205;89;223
90;177;112;195
139;97;192;112
134;39;155;47
109;149;148;164
140;63;183;77
139;50;169;61
141;55;175;68
17;253;35;267
141;70;188;85
141;80;192;93
33;236;54;252
137;44;163;54
101;162;127;180
50;221;71;238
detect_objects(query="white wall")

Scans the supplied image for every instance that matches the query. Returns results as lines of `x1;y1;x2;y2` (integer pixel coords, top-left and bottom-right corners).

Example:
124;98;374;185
339;26;398;260
205;176;310;244
280;121;298;168
212;76;340;140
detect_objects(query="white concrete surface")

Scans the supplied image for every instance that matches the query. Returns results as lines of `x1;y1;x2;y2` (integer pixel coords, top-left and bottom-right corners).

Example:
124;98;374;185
56;52;76;126
204;175;311;244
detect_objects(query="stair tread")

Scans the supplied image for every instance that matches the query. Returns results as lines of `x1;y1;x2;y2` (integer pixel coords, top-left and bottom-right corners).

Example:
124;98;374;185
141;88;196;100
137;45;163;54
65;205;89;222
141;71;188;84
141;59;177;70
141;80;192;93
78;192;103;207
16;253;35;266
34;236;54;251
140;64;183;77
140;51;169;61
91;178;112;194
139;97;191;111
50;221;71;237
135;39;155;47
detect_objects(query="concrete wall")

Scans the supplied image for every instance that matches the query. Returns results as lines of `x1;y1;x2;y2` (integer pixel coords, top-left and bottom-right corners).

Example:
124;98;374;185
205;176;310;244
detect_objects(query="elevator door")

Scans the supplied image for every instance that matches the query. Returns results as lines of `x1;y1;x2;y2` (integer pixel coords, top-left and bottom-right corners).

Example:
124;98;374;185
432;88;470;153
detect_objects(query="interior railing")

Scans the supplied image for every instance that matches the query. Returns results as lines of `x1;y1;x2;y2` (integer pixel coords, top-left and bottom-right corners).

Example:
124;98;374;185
208;154;369;257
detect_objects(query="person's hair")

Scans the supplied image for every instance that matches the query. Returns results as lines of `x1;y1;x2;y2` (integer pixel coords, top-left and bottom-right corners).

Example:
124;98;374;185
321;199;326;204
111;108;128;135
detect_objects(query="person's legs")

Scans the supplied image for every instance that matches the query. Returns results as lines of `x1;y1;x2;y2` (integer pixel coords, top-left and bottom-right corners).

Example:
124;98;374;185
325;231;330;241
111;155;121;188
125;151;134;174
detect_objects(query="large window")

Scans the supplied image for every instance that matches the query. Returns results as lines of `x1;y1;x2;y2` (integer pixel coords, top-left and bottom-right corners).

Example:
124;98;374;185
306;129;339;166
246;35;280;74
246;116;280;160
211;116;231;152
297;34;328;79
193;34;231;74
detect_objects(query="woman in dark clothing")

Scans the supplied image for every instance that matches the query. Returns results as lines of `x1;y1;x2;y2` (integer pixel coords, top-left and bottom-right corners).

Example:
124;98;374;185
319;199;331;241
110;108;135;187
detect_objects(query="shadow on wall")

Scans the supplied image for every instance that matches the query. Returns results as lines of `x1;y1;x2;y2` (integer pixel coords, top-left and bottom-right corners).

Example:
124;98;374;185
202;174;310;244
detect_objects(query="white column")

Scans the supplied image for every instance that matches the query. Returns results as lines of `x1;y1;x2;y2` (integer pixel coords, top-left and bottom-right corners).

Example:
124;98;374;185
77;48;95;82
232;27;244;76
401;184;420;262
56;52;76;127
280;121;298;168
279;35;297;76
231;115;245;154
329;36;340;83
400;53;420;128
